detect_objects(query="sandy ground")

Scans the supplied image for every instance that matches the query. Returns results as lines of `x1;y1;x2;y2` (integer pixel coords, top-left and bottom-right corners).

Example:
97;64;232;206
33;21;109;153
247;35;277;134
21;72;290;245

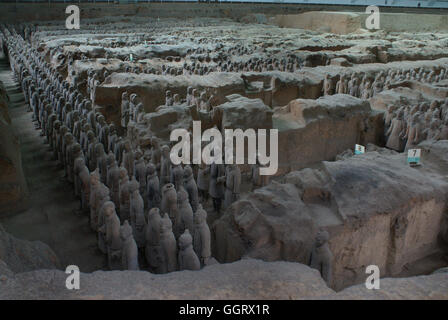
0;55;105;273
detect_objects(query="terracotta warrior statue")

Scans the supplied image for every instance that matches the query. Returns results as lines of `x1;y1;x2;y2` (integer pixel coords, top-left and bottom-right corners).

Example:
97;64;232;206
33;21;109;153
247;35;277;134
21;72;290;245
118;167;131;222
129;177;145;249
322;74;332;96
134;149;147;199
120;220;139;270
160;213;178;273
146;162;161;210
209;161;225;214
221;164;241;209
170;163;184;191
107;155;121;208
94;183;111;235
72;143;84;198
384;105;396;133
349;77;359;97
129;93;139;122
404;114;421;151
161;183;180;238
98;200;115;254
121;140;135;178
197;162;209;203
309;230;333;285
96;143;108;184
121;91;130;128
78;163;91;214
183;165;199;212
335;74;347;94
51;120;61;160
165;90;173;106
385;110;406;152
193;204;211;266
89;169;101;230
177;187;194;237
178;229;201;271
145;207;164;273
86;131;98;172
100;201;122;270
426;118;441;141
160;145;172;186
64;133;76;182
150;137;162;173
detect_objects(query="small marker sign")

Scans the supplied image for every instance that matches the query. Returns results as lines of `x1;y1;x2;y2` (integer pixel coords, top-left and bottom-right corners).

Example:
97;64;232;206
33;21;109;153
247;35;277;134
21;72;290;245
130;54;133;62
407;149;421;165
355;144;365;155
